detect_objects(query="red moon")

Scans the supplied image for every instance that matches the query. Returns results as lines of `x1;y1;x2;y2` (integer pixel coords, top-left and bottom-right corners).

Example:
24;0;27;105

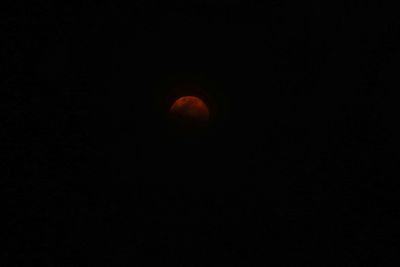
169;96;210;125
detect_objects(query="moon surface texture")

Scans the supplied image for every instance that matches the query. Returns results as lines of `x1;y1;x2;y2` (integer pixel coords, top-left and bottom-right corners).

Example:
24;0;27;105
169;96;210;126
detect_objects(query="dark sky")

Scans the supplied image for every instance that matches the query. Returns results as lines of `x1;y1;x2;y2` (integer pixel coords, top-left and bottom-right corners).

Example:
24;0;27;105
3;1;396;265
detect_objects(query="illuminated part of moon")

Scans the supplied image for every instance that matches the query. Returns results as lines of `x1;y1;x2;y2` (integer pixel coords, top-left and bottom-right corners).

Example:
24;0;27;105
169;96;210;126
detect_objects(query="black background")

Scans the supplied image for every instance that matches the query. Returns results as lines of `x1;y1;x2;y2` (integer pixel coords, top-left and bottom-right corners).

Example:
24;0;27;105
3;1;396;265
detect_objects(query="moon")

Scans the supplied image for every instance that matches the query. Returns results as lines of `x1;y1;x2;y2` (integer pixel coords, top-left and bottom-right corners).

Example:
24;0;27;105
169;96;210;126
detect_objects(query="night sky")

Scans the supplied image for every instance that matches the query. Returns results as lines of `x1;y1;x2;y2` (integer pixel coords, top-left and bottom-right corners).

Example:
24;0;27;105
3;1;396;265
